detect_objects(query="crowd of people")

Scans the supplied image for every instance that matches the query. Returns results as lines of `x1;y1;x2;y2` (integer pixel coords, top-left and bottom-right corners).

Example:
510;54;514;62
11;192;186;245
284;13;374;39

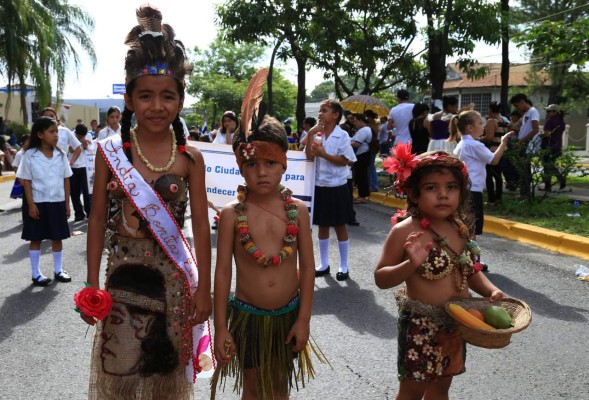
3;5;571;400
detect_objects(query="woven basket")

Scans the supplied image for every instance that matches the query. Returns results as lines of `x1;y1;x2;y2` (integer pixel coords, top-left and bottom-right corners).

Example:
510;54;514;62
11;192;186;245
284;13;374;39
444;297;532;349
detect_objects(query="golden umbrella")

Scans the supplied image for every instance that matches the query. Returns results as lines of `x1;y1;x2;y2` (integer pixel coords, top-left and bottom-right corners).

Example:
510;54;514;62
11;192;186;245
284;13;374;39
340;94;390;117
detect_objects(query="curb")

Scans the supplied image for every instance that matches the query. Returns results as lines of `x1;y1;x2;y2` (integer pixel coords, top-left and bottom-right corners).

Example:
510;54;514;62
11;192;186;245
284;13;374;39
0;175;15;183
364;191;589;261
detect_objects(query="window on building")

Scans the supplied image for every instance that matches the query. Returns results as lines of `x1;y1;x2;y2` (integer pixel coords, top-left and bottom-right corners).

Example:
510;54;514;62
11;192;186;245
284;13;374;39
460;93;492;112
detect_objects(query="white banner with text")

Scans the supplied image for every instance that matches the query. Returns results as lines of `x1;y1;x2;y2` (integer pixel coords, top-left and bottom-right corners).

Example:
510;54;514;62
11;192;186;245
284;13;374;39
191;141;316;224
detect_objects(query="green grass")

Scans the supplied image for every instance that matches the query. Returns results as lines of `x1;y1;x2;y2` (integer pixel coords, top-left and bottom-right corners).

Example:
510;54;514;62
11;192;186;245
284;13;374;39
484;193;589;237
375;173;589;238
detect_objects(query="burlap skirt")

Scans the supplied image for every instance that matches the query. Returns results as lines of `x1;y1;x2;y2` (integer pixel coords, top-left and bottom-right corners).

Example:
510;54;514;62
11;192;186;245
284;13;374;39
88;235;193;400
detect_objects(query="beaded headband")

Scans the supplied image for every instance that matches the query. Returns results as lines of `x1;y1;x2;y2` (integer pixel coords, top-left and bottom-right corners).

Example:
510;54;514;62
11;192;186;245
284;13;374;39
383;143;468;194
235;141;287;170
235;140;286;169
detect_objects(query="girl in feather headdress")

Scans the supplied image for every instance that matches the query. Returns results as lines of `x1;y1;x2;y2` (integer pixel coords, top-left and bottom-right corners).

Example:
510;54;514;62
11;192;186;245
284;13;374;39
210;69;327;400
81;6;213;399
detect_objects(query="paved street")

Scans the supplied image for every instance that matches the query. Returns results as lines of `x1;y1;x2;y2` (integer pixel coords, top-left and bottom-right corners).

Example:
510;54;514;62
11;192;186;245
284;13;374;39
1;178;588;400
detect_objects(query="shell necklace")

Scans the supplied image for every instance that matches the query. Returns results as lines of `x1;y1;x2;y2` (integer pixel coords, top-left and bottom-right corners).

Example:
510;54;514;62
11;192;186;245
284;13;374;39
234;184;299;266
130;127;177;173
418;217;482;291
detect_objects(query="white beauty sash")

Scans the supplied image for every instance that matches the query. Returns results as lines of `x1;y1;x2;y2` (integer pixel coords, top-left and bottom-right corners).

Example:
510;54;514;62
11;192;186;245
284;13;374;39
98;135;215;381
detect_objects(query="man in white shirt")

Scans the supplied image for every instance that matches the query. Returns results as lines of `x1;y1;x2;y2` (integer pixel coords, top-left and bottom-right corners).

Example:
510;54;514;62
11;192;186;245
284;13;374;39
387;89;414;145
510;93;539;199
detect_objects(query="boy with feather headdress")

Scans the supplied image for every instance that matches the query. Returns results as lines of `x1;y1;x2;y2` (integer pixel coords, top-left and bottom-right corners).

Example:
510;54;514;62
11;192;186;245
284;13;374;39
211;69;327;400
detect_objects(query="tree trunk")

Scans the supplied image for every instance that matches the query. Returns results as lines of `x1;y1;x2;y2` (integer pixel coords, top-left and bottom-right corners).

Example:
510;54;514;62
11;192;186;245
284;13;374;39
428;33;447;101
294;55;307;130
500;0;510;116
18;77;29;125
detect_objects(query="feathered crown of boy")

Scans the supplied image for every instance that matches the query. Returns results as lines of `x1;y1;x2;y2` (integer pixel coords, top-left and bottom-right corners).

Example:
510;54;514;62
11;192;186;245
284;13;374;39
383;143;468;195
234;68;288;169
123;6;192;86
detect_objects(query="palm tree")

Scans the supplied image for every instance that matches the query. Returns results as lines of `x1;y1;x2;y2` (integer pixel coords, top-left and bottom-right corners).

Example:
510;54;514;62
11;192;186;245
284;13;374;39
0;0;95;124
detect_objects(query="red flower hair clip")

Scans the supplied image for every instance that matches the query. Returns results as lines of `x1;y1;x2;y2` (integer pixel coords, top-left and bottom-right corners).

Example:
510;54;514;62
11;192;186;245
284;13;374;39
123;141;131;149
382;143;418;194
178;145;186;153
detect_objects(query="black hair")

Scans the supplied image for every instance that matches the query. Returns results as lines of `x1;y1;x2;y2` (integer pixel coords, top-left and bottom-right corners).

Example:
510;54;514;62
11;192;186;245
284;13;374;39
303;117;317;127
363;109;378;119
75;123;88;136
510;93;528;105
442;95;458;110
321;99;344;123
232;115;288;153
412;102;430;119
352;113;369;124
219;111;238;134
120;6;193;165
106;106;121;117
488;101;501;113
107;264;178;376
27;117;61;153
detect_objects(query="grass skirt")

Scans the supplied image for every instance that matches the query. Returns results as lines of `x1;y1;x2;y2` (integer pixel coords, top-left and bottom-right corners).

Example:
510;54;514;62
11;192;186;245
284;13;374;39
210;296;327;400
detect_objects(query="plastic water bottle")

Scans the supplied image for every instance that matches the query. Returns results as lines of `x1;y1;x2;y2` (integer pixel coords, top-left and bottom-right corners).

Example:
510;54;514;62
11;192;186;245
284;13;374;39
313;133;322;147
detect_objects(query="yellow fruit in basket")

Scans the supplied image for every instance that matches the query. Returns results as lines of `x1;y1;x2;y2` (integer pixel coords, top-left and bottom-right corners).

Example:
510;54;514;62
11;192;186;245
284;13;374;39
448;303;496;330
483;306;513;329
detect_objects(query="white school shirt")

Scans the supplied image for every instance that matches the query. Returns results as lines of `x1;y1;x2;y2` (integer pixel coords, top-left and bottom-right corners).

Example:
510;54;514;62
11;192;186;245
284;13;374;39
12;149;24;169
453;135;494;192
57;126;81;156
352;126;372;155
314;125;357;187
16;148;73;202
97;125;121;141
70;133;94;168
212;131;234;144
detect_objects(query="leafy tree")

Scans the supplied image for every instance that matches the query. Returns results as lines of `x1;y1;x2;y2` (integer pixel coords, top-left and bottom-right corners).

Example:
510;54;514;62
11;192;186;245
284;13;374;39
216;0;315;128
513;1;589;106
0;0;95;124
187;37;297;125
421;0;501;101
307;0;425;98
308;81;335;102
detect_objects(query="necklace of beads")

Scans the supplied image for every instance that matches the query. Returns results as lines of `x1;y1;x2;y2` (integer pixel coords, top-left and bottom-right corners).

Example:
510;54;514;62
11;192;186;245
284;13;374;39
418;217;482;291
234;184;299;266
130;127;177;173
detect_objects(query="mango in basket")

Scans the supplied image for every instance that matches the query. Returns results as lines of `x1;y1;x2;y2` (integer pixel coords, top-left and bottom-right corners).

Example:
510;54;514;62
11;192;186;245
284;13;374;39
448;303;496;330
466;308;485;322
483;306;513;329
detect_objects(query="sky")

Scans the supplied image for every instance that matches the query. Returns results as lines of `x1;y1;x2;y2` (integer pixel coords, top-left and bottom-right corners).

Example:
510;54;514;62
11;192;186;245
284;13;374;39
9;0;528;103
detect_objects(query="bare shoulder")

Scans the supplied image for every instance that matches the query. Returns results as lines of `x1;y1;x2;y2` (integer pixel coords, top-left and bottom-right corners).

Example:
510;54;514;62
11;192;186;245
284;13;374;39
185;141;204;163
293;197;310;216
390;216;420;239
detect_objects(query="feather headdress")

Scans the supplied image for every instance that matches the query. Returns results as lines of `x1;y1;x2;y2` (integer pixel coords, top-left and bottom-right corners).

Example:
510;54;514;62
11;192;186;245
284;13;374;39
123;6;191;85
240;68;269;141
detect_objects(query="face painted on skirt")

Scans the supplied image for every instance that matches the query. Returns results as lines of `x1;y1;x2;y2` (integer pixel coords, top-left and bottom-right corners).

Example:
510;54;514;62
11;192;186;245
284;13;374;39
101;302;156;376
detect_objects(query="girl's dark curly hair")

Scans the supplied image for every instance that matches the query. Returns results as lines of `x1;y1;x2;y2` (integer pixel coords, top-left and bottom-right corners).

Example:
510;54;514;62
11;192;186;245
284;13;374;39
121;6;193;164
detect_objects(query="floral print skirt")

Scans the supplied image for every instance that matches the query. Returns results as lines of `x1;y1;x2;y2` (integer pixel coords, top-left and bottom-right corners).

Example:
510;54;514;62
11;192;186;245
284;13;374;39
397;309;466;382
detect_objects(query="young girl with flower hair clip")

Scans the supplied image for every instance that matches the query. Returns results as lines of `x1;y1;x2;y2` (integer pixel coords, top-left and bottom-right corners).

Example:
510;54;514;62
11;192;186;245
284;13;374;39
82;6;212;399
374;143;506;400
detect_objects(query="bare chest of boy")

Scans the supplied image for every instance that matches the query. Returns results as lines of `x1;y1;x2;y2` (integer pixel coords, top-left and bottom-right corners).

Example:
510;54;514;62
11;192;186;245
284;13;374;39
233;205;299;310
